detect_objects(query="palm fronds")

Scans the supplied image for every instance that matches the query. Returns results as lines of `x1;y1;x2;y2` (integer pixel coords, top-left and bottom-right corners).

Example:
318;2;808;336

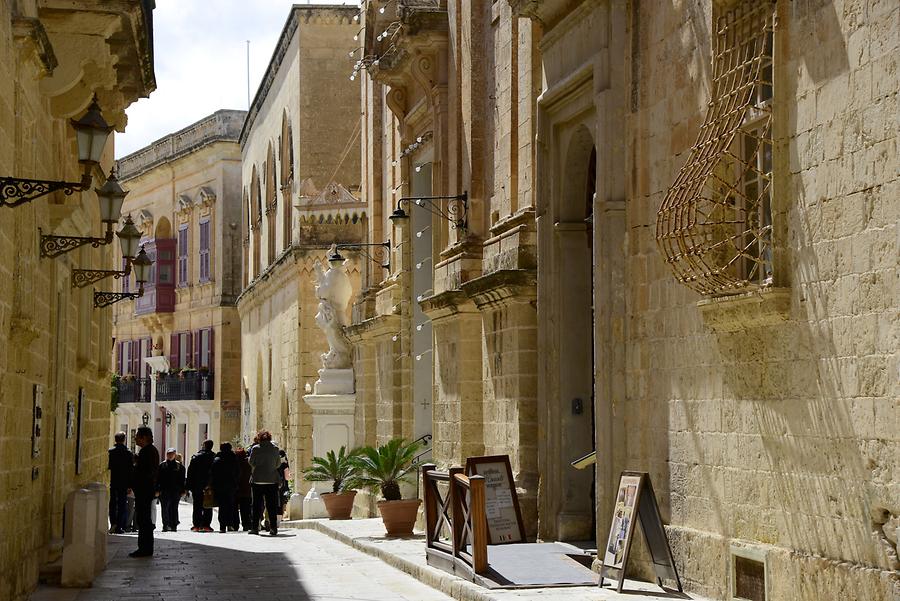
349;438;422;501
302;446;360;493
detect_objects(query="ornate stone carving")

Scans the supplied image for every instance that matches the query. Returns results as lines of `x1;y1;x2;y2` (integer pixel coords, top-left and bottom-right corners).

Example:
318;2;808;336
313;244;353;370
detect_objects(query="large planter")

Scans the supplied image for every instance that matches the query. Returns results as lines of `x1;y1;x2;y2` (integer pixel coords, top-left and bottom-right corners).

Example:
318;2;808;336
377;498;422;537
321;490;357;520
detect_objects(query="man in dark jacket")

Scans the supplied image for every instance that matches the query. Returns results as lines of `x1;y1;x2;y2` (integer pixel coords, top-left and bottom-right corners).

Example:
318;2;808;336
157;447;186;531
130;426;159;557
234;447;253;530
185;440;215;532
210;442;239;532
107;431;134;534
248;430;281;536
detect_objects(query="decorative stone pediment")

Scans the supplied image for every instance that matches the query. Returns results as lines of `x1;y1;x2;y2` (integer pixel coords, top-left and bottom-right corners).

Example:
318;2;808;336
136;209;153;235
197;186;216;208
176;194;193;216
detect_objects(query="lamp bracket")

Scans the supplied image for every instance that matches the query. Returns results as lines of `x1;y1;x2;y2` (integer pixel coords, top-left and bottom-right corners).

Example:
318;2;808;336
1;173;91;208
40;223;114;259
335;242;391;271
93;287;143;309
397;191;468;230
72;262;131;288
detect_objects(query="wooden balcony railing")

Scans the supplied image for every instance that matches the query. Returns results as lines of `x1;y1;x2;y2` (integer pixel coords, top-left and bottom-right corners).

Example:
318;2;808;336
422;463;488;579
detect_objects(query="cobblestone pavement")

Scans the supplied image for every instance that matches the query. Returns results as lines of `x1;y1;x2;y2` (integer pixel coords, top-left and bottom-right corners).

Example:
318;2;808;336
30;502;451;601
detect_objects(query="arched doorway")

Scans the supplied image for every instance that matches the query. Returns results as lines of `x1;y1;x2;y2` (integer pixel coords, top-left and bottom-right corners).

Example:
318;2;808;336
537;122;599;542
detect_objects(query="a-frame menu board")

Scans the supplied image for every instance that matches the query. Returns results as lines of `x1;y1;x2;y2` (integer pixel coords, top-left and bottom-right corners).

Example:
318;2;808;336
465;455;526;544
599;471;682;593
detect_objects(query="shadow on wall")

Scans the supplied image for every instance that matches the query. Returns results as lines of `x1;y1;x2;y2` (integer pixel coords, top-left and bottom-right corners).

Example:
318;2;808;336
715;207;893;552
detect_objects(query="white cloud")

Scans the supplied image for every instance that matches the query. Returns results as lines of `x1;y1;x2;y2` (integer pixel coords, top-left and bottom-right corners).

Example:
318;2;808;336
115;0;357;158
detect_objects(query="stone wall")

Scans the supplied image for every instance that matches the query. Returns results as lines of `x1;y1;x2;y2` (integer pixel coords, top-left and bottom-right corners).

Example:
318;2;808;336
0;0;154;598
621;1;899;599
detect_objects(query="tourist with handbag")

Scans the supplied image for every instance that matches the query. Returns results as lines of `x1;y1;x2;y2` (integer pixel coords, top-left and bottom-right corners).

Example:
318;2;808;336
186;439;216;532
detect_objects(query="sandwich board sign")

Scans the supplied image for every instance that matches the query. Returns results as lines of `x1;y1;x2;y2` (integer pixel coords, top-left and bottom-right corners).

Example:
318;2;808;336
599;471;682;593
465;455;526;544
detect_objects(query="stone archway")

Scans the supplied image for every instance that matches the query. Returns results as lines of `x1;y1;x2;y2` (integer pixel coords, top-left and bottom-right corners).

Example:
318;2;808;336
539;123;598;542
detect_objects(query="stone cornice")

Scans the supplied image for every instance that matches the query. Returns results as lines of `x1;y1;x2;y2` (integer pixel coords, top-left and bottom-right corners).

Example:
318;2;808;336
460;269;537;310
346;312;402;342
418;289;476;322
12;16;58;76
117;110;246;181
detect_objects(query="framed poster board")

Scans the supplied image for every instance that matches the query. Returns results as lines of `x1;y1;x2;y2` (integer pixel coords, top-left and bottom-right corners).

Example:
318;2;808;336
603;472;642;570
600;471;682;593
465;455;526;544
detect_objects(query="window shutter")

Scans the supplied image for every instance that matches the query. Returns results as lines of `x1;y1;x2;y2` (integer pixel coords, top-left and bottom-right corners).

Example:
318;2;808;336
128;341;136;376
193;330;201;369
169;333;179;369
116;342;123;375
208;327;215;371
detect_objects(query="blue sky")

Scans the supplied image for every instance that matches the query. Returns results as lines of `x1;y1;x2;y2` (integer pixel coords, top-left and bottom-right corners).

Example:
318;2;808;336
115;0;356;158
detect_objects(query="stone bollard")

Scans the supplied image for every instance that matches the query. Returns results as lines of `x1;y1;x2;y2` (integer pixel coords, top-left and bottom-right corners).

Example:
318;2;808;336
86;482;108;576
62;488;97;587
288;492;304;520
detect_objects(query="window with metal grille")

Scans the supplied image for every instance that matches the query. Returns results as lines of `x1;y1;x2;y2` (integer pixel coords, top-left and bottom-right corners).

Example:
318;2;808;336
199;218;210;283
656;1;775;295
177;224;189;286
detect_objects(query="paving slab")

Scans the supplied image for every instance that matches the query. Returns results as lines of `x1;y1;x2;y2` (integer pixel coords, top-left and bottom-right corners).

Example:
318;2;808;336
30;502;451;601
282;517;707;601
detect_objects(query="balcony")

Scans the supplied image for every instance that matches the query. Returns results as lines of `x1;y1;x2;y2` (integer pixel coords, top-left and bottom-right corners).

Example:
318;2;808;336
116;377;151;403
157;370;214;402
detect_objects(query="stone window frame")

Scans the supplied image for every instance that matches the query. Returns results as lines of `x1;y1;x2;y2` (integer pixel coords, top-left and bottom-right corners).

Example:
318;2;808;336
656;1;777;297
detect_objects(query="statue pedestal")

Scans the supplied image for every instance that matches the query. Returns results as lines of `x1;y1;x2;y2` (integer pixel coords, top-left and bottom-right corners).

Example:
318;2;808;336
302;376;355;519
313;368;354;395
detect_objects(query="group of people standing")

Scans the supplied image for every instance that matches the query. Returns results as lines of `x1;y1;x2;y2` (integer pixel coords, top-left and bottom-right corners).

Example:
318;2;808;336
108;428;292;558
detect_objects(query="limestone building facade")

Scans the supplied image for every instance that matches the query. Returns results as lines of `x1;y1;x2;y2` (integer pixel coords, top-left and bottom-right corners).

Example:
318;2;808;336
110;109;246;455
237;4;365;494
0;0;155;598
352;1;898;600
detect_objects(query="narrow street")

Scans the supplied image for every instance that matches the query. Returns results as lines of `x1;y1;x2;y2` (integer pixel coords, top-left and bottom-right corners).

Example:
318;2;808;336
31;504;450;601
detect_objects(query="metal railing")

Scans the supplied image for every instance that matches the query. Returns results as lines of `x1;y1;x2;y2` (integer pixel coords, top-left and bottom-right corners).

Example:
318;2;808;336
156;371;214;401
116;377;151;403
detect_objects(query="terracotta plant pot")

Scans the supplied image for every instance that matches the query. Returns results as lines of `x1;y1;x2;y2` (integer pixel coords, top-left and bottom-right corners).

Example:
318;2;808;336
377;498;422;537
321;490;357;520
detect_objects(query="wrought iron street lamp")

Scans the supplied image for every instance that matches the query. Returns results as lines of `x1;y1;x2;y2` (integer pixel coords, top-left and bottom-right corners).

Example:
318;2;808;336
165;411;173;426
334;241;391;271
93;246;152;308
71;215;142;288
2;99;113;208
40;171;129;258
141;411;150;426
389;191;468;231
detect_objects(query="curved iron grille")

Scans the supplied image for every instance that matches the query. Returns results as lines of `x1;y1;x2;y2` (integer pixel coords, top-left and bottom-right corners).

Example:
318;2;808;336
657;2;775;295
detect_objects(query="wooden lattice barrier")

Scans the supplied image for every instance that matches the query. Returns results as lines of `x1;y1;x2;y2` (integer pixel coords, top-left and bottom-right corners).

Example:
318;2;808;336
656;1;775;295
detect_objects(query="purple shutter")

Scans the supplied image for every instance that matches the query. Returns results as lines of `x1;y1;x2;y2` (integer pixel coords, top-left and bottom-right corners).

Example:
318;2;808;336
169;333;179;369
192;331;200;369
116;342;123;375
208;328;215;371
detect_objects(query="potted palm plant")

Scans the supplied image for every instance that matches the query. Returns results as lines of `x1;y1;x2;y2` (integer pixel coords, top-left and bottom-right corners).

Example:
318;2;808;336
353;438;422;536
302;446;360;520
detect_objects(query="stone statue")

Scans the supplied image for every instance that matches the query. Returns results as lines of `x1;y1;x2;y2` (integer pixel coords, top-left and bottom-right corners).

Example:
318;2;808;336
313;244;353;370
